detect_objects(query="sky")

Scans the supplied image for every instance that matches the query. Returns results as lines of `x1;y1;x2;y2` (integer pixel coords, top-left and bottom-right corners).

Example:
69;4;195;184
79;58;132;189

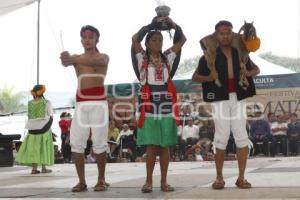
0;0;299;93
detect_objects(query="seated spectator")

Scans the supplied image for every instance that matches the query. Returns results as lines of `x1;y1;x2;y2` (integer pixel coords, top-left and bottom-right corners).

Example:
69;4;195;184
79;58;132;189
182;118;199;145
270;115;288;156
58;112;72;163
185;144;203;161
226;132;236;155
198;119;214;157
117;124;135;160
250;111;271;156
181;118;199;159
196;106;211;120
180;103;192;127
107;121;119;159
287;113;300;156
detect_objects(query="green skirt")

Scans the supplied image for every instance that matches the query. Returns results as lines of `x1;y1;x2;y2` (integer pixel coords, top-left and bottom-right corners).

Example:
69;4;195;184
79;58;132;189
137;116;177;147
16;130;54;166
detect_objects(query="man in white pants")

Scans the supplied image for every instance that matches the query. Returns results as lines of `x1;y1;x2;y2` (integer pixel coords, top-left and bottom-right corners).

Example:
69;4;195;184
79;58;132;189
192;20;260;189
60;25;109;192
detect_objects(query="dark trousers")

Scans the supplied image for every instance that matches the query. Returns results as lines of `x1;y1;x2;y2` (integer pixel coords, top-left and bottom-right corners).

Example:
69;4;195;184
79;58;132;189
226;137;236;154
251;137;269;156
61;134;71;162
270;135;287;156
288;136;300;154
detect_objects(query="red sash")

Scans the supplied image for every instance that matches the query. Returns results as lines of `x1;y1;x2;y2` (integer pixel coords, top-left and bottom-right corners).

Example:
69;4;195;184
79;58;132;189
228;78;236;93
76;86;106;102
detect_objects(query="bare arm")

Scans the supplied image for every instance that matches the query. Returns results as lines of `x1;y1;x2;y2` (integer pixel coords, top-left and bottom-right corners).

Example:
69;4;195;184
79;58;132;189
170;28;186;54
132;33;144;54
60;51;109;68
72;53;109;67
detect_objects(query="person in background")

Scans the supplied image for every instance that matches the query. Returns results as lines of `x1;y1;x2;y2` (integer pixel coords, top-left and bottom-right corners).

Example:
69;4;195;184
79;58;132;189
59;112;72;163
198;119;214;157
270;115;288;156
250;111;271;156
16;85;54;174
287;113;300;156
116;124;135;160
107;121;119;159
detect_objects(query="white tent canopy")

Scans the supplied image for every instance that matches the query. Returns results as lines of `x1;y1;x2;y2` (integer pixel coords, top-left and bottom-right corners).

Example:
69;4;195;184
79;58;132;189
174;55;295;80
0;0;36;16
250;55;295;76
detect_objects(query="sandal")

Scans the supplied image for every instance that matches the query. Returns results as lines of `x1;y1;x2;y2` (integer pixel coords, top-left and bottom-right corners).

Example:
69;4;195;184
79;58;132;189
41;169;52;173
212;180;225;189
141;184;152;193
94;182;108;192
160;184;174;192
31;169;40;174
72;183;88;192
235;179;251;189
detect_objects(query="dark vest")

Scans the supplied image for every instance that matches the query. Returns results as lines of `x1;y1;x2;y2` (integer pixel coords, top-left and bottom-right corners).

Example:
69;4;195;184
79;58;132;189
197;47;256;102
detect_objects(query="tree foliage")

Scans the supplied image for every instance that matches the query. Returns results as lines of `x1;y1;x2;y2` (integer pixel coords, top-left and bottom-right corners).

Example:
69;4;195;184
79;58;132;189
175;55;200;76
0;86;27;113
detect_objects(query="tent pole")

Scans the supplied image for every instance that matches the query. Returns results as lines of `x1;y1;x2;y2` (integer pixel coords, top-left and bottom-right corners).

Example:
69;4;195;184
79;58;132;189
298;0;300;58
36;0;40;84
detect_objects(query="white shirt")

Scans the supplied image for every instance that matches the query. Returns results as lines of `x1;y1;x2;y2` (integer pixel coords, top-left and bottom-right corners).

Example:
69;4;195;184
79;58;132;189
182;125;199;140
136;49;176;85
271;121;288;136
116;129;133;144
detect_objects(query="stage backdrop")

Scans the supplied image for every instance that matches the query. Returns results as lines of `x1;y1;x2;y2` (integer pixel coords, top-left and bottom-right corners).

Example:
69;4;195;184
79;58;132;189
106;73;300;124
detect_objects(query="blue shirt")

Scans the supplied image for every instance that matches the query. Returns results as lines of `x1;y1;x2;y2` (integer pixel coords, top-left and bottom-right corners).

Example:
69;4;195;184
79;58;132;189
250;119;270;138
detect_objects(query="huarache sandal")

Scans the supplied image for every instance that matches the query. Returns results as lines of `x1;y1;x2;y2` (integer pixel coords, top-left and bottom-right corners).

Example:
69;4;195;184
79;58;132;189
212;180;225;189
235;179;251;189
31;169;40;174
41;169;52;173
141;184;153;193
72;183;88;192
94;182;108;192
160;184;175;192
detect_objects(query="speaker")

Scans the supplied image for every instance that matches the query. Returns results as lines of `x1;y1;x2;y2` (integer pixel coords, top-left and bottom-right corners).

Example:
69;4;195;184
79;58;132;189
0;140;13;167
